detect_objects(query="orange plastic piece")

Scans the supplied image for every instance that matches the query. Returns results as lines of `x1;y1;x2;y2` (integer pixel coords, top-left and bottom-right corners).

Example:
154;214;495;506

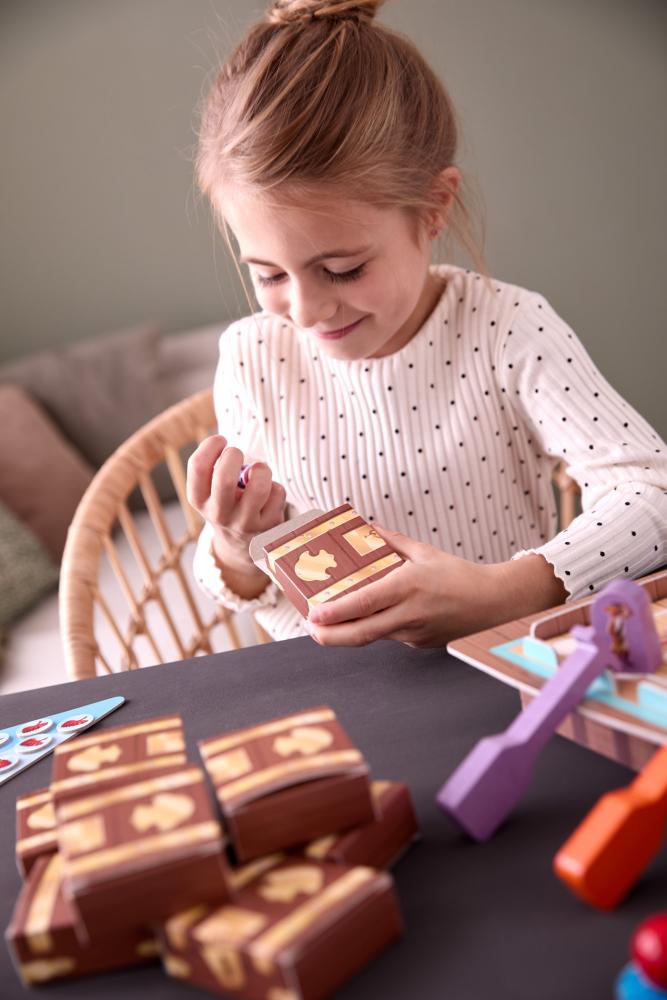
553;743;667;910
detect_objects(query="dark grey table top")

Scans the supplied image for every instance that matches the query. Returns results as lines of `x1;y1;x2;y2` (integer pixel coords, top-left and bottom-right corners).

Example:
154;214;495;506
1;637;664;1000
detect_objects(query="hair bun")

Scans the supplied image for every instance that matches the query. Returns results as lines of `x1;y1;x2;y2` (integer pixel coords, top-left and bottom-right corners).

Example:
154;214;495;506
267;0;383;27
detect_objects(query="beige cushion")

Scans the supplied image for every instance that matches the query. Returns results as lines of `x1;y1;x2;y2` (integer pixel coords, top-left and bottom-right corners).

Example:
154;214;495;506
0;385;94;561
159;324;222;406
0;500;59;629
0;323;163;468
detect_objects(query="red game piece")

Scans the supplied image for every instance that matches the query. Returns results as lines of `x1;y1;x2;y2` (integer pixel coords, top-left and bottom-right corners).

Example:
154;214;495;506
16;735;52;754
632;913;667;989
0;754;18;771
18;719;53;737
57;713;94;733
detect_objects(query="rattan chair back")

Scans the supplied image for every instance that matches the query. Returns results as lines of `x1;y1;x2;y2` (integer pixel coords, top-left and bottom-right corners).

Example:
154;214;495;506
59;389;271;680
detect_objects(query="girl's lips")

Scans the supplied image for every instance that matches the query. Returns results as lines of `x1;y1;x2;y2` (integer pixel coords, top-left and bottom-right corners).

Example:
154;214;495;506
313;316;365;340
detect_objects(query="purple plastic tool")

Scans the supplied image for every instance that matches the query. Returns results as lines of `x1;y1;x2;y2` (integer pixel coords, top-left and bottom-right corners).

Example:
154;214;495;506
437;579;662;841
237;464;252;490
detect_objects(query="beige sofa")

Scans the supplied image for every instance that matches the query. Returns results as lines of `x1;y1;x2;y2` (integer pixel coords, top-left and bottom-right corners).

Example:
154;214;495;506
0;321;255;695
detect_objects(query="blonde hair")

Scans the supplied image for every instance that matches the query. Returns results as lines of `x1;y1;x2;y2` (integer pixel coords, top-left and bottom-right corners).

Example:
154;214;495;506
197;0;487;274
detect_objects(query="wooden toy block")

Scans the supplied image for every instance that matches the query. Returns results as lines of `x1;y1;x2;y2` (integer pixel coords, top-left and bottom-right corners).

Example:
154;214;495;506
553;745;667;909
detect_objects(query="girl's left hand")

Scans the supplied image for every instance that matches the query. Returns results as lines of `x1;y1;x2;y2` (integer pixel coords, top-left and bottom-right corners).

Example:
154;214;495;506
305;526;562;648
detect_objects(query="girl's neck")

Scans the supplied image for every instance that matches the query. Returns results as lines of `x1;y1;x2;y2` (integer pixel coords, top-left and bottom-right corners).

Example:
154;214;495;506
371;267;447;358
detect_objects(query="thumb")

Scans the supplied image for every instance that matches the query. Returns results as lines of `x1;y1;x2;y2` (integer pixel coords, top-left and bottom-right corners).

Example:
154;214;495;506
372;523;426;561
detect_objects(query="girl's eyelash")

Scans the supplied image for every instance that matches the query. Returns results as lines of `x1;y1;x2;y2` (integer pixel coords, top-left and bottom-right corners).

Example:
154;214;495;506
325;264;366;284
256;264;366;287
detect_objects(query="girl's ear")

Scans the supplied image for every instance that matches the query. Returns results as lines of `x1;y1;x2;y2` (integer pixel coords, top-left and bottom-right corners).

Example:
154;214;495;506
427;166;462;236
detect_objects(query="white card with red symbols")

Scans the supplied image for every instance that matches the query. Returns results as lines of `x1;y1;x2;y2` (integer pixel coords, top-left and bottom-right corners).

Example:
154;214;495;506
0;696;125;785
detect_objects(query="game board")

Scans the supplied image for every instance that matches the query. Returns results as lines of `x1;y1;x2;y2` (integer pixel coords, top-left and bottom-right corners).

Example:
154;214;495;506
0;696;125;785
447;569;667;770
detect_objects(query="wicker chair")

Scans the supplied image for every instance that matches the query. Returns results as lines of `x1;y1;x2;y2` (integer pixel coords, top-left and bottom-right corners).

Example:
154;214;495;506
60;388;581;680
59;389;271;681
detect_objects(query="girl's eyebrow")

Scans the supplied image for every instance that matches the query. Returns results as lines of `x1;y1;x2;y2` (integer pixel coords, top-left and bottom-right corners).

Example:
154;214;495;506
240;246;371;268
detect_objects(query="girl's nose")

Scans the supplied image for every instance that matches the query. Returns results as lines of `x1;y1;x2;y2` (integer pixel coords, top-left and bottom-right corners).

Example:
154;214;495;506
288;281;337;330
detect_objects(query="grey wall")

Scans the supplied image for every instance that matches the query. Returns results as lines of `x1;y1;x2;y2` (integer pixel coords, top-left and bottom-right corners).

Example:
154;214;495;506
1;0;665;437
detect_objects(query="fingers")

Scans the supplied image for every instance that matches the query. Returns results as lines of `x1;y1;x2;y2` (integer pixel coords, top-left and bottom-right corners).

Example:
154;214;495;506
208;446;246;522
307;604;405;647
372;523;428;561
258;480;287;528
235;464;282;531
307;569;404;626
186;435;227;509
189;439;286;535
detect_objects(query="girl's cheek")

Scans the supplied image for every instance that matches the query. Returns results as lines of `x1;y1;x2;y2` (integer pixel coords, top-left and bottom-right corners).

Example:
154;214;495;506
254;285;282;313
268;291;289;317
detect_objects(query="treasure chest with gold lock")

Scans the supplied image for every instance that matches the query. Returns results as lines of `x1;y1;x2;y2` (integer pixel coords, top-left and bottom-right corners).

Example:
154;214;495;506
250;503;404;619
6;853;159;986
159;855;403;999
198;707;376;863
56;763;231;935
15;787;58;878
50;715;188;805
302;779;419;870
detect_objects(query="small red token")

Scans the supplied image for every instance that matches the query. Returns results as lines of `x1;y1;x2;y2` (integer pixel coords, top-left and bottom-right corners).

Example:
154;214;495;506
18;719;53;737
57;714;94;734
0;755;17;770
631;912;667;989
17;734;52;754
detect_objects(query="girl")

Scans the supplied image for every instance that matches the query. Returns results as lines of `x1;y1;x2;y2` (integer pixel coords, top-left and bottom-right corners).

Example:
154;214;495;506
187;0;667;648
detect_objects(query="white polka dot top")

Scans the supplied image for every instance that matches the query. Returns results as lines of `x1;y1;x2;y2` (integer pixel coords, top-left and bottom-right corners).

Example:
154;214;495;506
194;264;667;641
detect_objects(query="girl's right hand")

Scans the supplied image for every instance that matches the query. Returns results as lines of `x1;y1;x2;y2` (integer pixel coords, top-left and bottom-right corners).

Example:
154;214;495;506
186;435;286;575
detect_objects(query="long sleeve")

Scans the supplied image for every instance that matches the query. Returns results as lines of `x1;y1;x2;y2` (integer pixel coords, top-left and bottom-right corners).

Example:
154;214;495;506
500;292;667;599
192;322;282;617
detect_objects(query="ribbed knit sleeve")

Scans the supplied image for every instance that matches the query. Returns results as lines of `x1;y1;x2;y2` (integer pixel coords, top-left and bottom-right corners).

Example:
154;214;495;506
500;292;667;598
192;322;284;621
